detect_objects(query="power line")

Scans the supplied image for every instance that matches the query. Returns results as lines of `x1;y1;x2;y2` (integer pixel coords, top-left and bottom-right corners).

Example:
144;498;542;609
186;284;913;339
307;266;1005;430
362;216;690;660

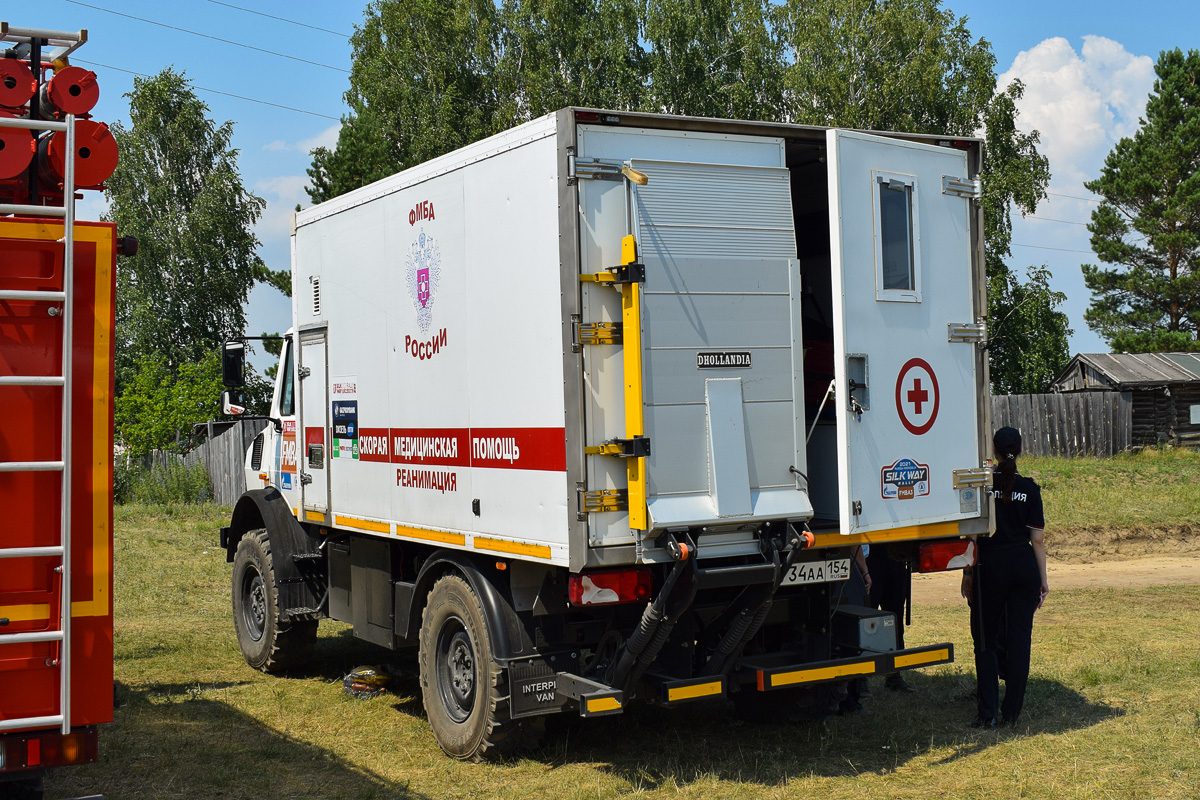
202;0;352;38
1047;190;1101;204
62;0;350;74
75;58;341;120
1012;242;1093;254
1026;215;1089;227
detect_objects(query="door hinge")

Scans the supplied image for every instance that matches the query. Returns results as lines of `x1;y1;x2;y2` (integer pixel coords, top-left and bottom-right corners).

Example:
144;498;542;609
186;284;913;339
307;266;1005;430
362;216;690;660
580;489;628;513
947;321;987;344
567;156;624;185
298;366;312;379
300;472;313;486
585;436;650;458
952;467;992;489
577;321;623;347
852;500;862;517
942;175;982;200
580;262;646;287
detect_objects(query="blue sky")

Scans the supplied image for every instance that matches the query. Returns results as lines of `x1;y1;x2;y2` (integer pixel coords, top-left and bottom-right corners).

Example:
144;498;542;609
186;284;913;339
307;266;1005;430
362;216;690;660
20;0;1200;367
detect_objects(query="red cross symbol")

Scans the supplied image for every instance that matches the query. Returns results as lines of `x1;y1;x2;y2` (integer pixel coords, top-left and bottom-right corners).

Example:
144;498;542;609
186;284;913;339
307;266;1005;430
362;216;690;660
907;379;929;415
895;358;940;435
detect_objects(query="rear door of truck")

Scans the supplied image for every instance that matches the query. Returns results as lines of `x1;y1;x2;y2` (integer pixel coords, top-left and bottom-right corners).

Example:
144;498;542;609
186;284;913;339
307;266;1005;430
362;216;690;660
631;158;812;530
827;130;987;534
575;125;813;547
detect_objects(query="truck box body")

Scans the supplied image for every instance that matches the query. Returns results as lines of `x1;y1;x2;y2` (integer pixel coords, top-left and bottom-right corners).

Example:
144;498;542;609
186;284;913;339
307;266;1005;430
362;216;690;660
223;108;992;758
0;217;114;770
278;110;990;565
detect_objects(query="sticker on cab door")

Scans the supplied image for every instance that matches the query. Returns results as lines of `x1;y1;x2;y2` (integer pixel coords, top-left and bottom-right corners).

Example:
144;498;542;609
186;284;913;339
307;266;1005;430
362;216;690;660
881;457;930;500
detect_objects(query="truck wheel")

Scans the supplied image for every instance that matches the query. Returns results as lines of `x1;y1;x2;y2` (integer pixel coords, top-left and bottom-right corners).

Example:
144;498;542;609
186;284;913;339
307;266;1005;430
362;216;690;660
418;574;543;760
232;528;317;672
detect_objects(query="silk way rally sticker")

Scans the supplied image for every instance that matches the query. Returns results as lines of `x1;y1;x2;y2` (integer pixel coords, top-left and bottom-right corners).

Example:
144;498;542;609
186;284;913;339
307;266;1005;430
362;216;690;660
881;457;930;500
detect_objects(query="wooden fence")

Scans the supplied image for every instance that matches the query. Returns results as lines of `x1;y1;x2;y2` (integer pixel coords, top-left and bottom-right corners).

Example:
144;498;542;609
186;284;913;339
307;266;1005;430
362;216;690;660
145;420;267;506
990;391;1132;457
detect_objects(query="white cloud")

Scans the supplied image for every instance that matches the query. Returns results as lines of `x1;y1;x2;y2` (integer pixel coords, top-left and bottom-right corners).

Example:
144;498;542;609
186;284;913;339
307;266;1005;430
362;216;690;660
998;37;1156;355
998;36;1154;192
254;174;310;240
263;123;342;154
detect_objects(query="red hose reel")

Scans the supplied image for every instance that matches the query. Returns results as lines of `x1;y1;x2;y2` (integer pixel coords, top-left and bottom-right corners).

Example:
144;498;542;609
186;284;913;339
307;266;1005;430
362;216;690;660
38;119;118;188
0;110;34;179
0;58;36;108
40;65;99;116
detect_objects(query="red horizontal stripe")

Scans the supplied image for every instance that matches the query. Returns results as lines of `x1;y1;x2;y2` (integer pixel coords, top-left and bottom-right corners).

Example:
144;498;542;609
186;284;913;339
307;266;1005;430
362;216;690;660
351;426;566;472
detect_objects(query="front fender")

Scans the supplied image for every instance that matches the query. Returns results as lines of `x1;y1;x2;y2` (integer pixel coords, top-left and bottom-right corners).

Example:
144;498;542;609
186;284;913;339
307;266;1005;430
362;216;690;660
222;488;324;621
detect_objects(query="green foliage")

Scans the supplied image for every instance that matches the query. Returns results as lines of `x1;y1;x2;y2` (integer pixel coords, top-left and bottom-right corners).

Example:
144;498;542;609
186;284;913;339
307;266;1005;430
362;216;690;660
497;0;646;120
306;104;396;204
113;460;212;505
1082;48;1200;353
115;353;224;456
775;0;995;134
312;0;1064;388
641;0;780;119
105;68;284;390
987;265;1072;393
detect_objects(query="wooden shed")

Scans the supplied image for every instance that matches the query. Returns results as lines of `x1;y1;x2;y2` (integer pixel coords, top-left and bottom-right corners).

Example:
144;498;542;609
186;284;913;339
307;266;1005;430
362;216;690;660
1052;352;1200;448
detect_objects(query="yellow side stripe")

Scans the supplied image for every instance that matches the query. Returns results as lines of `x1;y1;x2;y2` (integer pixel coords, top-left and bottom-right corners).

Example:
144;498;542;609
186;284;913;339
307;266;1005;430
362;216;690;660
473;537;552;560
305;510;327;523
396;525;467;547
667;681;723;703
812;521;960;549
894;648;951;669
586;696;622;713
771;660;876;689
0;604;52;624
334;515;390;534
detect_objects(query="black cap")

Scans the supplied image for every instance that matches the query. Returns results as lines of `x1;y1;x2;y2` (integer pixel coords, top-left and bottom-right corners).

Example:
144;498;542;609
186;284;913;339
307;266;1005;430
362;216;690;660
993;426;1022;460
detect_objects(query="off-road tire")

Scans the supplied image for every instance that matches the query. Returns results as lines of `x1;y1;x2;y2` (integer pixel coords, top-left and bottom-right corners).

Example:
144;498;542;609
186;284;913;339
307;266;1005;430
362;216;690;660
418;574;544;761
232;528;318;672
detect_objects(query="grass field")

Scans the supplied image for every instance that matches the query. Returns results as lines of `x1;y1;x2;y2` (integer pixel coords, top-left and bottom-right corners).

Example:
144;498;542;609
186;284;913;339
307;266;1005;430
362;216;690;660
44;451;1200;800
1025;447;1200;530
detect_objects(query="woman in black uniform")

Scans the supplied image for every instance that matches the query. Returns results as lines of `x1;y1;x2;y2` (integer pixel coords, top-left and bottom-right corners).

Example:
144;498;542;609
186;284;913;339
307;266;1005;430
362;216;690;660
962;426;1049;727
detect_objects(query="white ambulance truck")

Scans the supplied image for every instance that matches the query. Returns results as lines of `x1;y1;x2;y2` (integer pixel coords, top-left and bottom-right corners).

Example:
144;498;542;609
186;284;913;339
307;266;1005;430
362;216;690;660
218;108;992;760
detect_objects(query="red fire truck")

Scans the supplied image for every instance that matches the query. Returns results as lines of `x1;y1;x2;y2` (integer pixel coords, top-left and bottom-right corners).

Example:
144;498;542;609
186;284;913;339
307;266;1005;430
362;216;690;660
1;22;123;799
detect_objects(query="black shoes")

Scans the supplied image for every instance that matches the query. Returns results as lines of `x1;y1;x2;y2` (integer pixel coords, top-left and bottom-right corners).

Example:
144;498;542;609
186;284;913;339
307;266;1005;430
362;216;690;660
970;715;999;729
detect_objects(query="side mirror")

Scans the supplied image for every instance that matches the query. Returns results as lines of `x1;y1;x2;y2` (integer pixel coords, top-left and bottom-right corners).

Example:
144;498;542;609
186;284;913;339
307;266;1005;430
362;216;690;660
222;341;246;387
221;389;246;416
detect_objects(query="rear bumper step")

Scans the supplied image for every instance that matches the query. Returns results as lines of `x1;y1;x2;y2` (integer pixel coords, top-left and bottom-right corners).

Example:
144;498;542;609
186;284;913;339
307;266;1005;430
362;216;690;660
741;642;954;692
643;672;726;706
555;672;625;717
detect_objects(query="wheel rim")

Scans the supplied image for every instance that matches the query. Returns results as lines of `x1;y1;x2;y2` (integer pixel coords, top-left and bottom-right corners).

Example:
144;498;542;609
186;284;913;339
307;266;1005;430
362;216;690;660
240;566;267;642
436;616;476;723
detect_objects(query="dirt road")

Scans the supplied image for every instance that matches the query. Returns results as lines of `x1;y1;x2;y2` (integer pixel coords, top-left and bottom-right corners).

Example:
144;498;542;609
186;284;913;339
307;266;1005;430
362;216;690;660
912;555;1200;607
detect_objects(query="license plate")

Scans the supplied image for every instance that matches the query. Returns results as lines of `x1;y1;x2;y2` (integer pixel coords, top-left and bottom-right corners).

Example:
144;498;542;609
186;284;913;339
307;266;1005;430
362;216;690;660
782;557;852;586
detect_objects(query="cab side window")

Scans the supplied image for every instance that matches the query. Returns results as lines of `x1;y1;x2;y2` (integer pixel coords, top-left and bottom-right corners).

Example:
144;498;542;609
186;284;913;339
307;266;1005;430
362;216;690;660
279;340;295;416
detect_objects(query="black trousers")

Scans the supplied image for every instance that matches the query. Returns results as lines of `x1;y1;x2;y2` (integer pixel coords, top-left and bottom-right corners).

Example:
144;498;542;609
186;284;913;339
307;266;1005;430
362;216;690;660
973;544;1040;722
867;546;908;650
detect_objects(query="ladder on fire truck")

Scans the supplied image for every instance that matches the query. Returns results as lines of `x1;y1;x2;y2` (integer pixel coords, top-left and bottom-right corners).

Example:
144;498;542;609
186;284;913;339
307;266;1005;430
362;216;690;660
0;23;88;737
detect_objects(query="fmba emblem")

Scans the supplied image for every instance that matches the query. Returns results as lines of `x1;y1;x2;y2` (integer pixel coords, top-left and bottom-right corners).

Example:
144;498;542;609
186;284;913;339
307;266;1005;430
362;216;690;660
406;229;441;333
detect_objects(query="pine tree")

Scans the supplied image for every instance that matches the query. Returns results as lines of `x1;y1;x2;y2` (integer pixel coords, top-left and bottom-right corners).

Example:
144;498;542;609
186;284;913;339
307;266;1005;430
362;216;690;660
1082;48;1200;353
